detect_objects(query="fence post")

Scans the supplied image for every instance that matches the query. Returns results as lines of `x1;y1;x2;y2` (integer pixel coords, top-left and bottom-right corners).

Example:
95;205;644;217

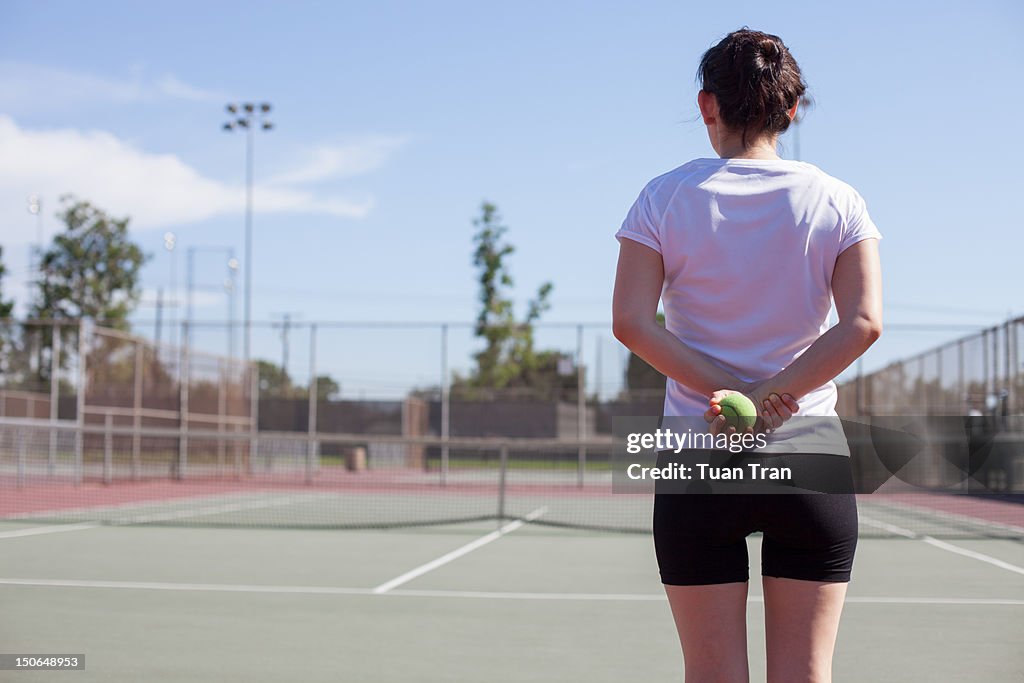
217;360;227;476
178;321;190;480
307;324;318;484
48;323;61;477
440;323;449;486
132;337;143;480
1004;321;1013;418
497;444;508;524
577;324;586;488
249;362;259;475
104;412;113;485
74;320;87;484
16;427;25;488
957;340;965;414
233;423;242;479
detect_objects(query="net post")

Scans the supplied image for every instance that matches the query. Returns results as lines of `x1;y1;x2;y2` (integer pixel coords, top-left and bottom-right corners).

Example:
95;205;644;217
306;323;318;485
132;336;143;480
577;324;586;488
103;412;113;485
74;319;87;485
178;321;190;480
497;444;508;524
48;322;61;476
440;323;449;486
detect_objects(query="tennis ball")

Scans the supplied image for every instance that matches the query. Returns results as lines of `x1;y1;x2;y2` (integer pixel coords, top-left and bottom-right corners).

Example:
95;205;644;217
717;393;758;431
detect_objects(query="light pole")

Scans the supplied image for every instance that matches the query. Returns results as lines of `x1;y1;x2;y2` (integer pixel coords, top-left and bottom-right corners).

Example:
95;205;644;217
223;102;273;365
27;194;43;295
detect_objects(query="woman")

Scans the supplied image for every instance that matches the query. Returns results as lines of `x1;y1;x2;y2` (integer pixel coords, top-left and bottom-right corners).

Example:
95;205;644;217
612;29;883;683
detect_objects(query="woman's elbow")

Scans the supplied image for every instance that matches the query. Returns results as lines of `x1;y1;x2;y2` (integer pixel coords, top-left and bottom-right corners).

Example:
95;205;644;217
612;317;642;347
855;316;883;348
612;319;633;346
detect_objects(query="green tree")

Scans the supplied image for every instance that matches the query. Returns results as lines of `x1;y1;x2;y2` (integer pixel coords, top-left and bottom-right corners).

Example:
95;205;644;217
452;201;573;400
256;360;341;401
624;312;666;399
314;374;341;401
0;247;17;378
0;246;14;320
255;359;296;397
32;195;148;329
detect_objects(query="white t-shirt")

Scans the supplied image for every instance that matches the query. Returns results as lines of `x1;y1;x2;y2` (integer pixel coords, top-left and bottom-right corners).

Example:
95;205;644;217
616;157;882;425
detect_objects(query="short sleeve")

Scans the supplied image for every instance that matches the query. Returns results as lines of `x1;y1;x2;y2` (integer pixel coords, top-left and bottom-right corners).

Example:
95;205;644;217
838;189;882;254
615;186;662;254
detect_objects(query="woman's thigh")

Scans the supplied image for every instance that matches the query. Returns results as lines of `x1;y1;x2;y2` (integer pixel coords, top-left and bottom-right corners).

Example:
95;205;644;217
762;576;848;683
665;582;751;683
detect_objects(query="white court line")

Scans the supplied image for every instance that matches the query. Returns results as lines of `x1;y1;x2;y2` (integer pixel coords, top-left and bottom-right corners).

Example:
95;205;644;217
921;537;1024;577
3;493;324;527
0;523;99;539
0;577;370;596
860;515;1024;576
3;491;272;520
371;507;548;594
866;499;1024;536
0;578;1021;606
110;494;322;525
859;515;918;539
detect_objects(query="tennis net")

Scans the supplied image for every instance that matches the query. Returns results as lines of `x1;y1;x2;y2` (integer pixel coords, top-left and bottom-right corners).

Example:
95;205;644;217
0;418;1021;540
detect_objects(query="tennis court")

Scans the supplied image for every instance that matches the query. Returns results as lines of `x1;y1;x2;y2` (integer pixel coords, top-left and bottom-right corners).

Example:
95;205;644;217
1;422;1022;682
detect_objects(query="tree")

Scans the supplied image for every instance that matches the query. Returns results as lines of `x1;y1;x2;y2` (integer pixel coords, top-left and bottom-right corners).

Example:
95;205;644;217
255;359;340;401
0;247;14;320
451;201;574;400
314;374;341;401
624;312;667;399
32;195;148;329
255;359;296;397
0;247;16;378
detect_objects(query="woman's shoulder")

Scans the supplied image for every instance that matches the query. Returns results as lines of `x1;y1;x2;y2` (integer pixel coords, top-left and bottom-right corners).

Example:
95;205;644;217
637;158;868;212
633;160;721;204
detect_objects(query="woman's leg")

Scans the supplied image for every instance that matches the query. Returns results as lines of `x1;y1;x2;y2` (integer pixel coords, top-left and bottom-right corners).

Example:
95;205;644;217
762;577;847;683
664;582;750;683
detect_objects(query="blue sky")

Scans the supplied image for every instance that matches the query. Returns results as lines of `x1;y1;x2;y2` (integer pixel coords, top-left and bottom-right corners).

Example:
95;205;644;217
1;0;1021;397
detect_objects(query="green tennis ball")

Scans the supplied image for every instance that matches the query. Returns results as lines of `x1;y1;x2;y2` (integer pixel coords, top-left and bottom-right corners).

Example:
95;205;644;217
718;393;758;431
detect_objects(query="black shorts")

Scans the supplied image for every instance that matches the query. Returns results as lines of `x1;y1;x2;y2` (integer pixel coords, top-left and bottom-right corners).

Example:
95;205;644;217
652;451;858;585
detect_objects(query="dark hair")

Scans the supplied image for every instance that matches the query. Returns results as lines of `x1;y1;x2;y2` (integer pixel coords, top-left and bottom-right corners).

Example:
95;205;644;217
697;28;807;149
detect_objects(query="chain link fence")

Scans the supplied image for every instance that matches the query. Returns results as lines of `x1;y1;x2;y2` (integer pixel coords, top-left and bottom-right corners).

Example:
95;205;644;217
837;317;1022;418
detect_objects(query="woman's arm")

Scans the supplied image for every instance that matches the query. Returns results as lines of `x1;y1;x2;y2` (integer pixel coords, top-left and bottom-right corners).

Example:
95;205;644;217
754;238;883;402
612;239;749;397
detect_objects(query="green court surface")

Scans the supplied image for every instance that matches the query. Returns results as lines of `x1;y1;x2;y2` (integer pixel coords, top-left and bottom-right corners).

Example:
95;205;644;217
1;516;1022;682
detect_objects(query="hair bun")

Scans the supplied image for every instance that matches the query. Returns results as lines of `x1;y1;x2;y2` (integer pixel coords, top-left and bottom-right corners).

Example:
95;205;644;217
758;38;781;62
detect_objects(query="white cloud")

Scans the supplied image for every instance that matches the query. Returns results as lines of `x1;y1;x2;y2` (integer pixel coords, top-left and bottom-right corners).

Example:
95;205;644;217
0;61;228;111
267;136;411;185
0;115;382;247
154;75;228;103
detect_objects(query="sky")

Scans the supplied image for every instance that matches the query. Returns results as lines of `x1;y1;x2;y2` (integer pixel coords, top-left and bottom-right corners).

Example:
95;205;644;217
1;0;1021;398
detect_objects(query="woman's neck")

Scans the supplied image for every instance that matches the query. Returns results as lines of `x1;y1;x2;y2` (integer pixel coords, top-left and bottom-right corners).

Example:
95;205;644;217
713;135;781;160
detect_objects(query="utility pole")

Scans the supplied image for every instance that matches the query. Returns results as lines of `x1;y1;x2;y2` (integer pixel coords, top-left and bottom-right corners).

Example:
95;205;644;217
271;313;297;376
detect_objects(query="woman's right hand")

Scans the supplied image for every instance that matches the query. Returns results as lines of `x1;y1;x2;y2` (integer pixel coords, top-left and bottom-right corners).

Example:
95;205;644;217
704;387;800;435
747;385;800;431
